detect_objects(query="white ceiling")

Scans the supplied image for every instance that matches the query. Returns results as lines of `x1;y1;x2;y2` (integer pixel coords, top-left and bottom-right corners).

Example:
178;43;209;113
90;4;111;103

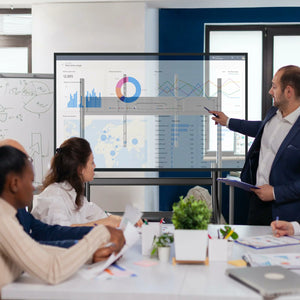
3;0;300;10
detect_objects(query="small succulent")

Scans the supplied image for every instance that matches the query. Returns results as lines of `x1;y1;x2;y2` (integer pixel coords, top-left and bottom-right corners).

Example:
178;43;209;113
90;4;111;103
151;233;174;256
220;225;238;240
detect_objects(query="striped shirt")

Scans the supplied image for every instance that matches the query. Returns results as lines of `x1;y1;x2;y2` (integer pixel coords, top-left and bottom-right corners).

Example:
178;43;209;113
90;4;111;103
0;198;110;291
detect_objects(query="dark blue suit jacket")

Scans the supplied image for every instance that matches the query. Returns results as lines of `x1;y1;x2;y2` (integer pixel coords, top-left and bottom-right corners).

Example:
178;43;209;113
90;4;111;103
17;209;92;248
229;106;300;221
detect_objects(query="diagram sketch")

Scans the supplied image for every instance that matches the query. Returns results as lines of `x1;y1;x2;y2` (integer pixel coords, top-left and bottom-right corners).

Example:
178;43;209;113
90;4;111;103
0;74;54;186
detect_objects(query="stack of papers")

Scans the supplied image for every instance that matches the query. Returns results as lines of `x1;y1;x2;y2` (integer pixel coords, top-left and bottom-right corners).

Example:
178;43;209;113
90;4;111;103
243;253;300;269
236;234;300;249
79;223;139;279
79;204;141;280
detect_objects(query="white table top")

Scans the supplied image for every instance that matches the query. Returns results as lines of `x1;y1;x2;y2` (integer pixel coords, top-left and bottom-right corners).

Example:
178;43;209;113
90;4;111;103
3;224;300;300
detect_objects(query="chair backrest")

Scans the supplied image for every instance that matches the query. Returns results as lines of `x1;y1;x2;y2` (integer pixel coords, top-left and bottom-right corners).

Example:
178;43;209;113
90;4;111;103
185;186;226;224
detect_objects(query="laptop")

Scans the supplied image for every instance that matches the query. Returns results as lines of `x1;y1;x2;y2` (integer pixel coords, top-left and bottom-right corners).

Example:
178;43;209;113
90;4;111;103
226;266;300;297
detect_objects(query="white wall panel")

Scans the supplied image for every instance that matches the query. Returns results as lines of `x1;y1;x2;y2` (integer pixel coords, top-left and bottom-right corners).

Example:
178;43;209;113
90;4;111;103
32;2;147;73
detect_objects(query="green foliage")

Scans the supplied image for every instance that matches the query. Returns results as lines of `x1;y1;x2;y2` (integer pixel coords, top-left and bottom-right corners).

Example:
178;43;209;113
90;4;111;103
219;225;239;240
172;195;212;230
151;233;174;256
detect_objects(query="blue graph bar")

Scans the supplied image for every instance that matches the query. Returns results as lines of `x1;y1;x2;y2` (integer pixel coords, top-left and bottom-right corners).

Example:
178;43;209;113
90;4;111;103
68;91;78;107
68;89;101;108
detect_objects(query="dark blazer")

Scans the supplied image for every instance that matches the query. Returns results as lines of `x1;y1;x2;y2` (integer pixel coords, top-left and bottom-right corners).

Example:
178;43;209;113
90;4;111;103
229;106;300;221
17;209;92;248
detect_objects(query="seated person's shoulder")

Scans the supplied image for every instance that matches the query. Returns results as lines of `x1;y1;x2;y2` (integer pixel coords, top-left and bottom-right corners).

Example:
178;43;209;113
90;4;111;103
39;182;70;197
34;183;71;205
31;184;71;224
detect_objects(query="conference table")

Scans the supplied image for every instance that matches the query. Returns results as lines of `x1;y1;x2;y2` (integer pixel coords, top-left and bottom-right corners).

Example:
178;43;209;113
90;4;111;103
3;224;300;300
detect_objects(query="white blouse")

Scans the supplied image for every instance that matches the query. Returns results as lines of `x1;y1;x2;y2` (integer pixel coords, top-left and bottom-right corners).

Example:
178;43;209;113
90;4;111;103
32;181;107;226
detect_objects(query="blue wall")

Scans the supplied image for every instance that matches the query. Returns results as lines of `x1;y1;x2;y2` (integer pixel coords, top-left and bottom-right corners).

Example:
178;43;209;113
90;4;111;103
158;7;300;224
159;7;300;53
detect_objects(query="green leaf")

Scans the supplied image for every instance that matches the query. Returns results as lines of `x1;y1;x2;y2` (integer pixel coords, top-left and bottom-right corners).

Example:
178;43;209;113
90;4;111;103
219;225;239;240
231;232;239;240
151;233;174;256
172;195;212;230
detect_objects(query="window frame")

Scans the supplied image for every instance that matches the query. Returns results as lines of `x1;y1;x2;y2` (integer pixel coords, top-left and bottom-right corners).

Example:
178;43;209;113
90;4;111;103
205;24;300;119
0;9;32;73
263;25;300;116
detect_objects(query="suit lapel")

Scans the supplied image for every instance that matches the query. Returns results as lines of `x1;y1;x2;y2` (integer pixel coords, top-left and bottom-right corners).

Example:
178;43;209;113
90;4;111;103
243;108;277;184
251;107;277;150
261;107;278;128
272;116;300;168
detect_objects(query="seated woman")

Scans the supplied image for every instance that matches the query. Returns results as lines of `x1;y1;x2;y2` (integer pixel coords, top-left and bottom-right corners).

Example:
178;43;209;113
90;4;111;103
32;137;142;227
0;145;124;291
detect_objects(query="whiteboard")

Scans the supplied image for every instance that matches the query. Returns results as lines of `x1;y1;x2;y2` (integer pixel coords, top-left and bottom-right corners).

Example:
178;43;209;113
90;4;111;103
0;73;54;185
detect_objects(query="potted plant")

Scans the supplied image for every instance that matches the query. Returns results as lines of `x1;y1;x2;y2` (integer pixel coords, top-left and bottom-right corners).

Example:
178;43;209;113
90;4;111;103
172;195;212;261
151;233;174;263
219;225;239;240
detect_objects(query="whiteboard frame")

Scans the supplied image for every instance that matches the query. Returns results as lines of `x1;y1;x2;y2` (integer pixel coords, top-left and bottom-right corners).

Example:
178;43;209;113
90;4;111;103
0;72;54;186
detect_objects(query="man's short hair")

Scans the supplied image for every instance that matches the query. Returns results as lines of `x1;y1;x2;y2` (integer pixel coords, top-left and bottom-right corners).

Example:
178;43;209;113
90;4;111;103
0;146;28;194
278;65;300;98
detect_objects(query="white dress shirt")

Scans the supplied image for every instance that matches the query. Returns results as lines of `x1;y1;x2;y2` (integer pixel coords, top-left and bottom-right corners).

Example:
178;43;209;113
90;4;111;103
256;107;300;186
32;181;107;226
292;222;300;235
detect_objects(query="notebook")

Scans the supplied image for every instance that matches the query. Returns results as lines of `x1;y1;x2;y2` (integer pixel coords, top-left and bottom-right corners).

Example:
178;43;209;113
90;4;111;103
217;177;259;192
235;234;300;249
226;266;300;297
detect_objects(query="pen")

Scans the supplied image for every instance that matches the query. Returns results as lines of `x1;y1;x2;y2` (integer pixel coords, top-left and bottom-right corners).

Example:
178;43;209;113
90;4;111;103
217;229;220;239
113;263;137;277
242;255;251;267
224;228;234;240
112;263;126;271
204;106;219;117
273;216;279;237
104;268;114;275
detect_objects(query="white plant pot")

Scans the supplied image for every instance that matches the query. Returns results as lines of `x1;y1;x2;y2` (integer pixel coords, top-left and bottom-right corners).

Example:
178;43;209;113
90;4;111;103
208;239;228;261
158;247;170;263
174;229;208;261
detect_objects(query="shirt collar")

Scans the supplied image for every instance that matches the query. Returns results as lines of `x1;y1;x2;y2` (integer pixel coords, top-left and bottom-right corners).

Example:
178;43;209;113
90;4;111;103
59;181;77;199
0;197;17;217
277;105;300;125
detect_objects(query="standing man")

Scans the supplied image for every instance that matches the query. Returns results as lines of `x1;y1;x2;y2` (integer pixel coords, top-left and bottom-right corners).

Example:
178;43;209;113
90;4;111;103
210;65;300;225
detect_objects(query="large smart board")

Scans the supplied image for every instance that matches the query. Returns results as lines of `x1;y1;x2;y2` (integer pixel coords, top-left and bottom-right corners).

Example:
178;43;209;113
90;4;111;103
55;53;247;170
0;73;54;185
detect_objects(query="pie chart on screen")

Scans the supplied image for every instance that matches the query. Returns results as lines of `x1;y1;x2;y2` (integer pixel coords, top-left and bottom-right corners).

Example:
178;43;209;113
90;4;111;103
115;76;141;103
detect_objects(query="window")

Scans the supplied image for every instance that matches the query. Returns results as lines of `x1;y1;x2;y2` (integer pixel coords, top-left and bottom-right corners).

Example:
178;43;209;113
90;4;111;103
0;9;32;73
264;26;300;115
206;24;300;119
206;24;300;152
208;29;262;122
